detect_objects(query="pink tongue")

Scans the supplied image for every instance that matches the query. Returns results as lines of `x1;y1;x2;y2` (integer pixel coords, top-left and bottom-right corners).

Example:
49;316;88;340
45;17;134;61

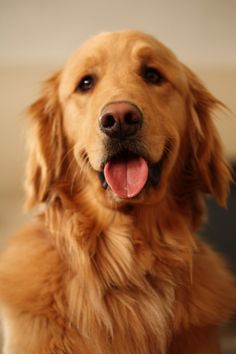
104;157;148;198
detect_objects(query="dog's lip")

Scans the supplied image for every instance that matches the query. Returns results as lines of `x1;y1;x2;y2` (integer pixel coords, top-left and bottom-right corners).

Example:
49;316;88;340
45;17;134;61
98;150;164;196
101;150;149;170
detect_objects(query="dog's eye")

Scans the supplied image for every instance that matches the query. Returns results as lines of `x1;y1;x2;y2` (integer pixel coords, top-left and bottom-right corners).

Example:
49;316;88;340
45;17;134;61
142;67;165;85
77;75;95;92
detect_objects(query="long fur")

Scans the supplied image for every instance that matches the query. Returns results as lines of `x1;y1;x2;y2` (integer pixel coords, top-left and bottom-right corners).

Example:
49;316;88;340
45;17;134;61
0;30;235;354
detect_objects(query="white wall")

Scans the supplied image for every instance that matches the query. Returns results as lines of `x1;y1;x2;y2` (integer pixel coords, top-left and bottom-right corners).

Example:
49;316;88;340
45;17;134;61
1;0;236;67
1;0;236;200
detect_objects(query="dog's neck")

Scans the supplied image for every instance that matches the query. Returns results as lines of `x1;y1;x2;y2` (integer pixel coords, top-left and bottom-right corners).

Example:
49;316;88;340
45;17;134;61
44;185;196;277
40;185;198;342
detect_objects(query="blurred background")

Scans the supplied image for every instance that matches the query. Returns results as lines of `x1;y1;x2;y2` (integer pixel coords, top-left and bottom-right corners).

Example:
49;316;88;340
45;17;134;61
0;0;235;352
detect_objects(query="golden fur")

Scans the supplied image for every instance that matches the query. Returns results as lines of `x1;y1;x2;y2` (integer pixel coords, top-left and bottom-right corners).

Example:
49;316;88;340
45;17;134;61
0;31;235;354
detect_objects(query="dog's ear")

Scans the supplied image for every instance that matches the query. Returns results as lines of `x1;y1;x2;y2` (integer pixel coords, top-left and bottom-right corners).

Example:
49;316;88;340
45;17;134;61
184;66;231;206
25;72;64;209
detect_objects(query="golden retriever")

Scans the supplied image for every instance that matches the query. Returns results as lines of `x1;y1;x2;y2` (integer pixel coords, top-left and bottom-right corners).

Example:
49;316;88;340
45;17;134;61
0;30;235;354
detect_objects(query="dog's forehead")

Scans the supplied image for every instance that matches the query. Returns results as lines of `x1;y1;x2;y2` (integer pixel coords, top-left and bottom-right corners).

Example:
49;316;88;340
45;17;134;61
60;31;188;97
65;30;179;69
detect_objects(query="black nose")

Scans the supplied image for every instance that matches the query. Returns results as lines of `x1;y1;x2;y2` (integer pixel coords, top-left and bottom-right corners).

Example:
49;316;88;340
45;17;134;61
99;101;143;139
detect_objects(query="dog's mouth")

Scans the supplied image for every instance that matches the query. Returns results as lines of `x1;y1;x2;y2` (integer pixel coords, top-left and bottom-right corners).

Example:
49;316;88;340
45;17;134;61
98;150;164;199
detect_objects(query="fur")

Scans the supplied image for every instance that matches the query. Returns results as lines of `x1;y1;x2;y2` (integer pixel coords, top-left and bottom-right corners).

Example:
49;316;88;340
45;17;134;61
0;30;235;354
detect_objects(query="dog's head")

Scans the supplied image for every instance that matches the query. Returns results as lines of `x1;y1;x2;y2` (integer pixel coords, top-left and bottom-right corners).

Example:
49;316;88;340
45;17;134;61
25;31;231;215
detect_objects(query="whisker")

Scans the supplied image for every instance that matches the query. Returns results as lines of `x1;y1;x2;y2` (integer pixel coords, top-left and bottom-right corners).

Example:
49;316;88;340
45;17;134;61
65;155;77;180
70;170;80;195
56;146;75;173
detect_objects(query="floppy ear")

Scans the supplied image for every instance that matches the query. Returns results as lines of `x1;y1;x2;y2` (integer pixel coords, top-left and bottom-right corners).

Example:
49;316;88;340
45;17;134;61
184;66;231;206
24;72;65;209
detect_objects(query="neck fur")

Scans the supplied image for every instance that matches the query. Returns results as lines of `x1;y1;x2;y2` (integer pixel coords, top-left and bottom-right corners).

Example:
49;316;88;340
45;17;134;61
42;184;196;352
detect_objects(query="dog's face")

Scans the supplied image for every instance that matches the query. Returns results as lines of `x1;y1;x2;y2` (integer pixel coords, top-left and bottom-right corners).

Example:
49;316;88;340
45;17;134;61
25;31;230;211
59;31;188;204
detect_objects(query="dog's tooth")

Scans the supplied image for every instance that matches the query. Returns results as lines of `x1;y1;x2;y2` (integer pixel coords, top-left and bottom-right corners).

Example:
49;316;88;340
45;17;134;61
102;181;108;189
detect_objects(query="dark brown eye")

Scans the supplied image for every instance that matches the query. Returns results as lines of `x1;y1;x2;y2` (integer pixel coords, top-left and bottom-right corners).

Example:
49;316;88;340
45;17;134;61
142;67;165;85
77;75;95;92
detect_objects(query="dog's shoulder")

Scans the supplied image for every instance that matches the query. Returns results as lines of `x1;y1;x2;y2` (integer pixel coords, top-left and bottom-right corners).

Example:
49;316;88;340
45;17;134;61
0;223;65;314
192;241;236;321
175;240;236;330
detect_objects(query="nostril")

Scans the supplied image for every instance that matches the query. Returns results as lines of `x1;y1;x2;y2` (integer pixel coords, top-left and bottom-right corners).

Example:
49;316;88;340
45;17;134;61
124;111;139;125
101;114;116;129
124;112;133;125
99;102;143;138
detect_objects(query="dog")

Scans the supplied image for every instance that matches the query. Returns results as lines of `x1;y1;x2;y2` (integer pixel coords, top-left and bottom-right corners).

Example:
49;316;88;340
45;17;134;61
0;30;235;354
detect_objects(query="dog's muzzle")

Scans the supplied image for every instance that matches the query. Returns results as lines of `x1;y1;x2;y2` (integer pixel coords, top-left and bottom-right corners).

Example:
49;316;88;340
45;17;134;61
97;101;164;199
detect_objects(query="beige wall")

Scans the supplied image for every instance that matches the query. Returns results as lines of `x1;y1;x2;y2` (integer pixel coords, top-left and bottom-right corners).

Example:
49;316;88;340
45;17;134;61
1;0;236;199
